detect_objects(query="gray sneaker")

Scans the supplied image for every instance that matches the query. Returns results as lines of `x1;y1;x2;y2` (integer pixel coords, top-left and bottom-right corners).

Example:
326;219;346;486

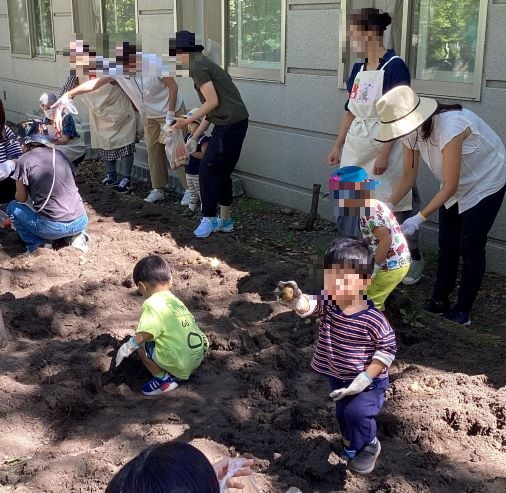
347;440;381;475
402;258;425;286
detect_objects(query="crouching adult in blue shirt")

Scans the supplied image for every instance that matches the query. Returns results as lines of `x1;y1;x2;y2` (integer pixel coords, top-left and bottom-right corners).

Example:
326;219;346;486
6;126;89;253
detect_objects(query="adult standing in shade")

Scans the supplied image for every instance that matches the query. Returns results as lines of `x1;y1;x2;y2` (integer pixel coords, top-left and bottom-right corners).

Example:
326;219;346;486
327;8;424;285
375;85;506;326
171;31;249;239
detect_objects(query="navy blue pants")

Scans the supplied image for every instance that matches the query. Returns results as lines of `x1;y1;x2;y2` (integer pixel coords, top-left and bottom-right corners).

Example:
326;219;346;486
433;184;506;311
329;376;389;452
199;119;248;217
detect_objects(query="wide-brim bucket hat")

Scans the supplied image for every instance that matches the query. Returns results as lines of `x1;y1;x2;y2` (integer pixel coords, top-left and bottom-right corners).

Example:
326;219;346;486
375;85;438;143
169;31;204;56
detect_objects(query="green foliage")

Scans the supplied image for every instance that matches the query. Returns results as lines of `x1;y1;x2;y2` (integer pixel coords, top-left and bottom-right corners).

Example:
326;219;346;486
104;0;136;33
33;0;54;55
228;0;282;65
413;0;480;71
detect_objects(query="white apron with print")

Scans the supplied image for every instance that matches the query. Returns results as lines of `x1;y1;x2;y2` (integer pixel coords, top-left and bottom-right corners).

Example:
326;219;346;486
46;123;87;163
340;56;412;211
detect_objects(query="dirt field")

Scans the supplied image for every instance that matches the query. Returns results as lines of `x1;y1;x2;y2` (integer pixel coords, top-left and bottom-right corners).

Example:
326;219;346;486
1;165;505;492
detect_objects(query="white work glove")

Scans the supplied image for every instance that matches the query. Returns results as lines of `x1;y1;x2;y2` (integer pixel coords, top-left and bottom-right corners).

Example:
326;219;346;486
401;212;426;237
372;263;381;280
185;137;198;154
274;281;306;311
329;372;373;401
0;160;16;181
115;336;140;367
165;111;176;126
51;92;78;132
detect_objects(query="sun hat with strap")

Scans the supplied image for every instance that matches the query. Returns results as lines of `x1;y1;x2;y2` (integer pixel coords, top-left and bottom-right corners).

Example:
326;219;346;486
375;85;438;143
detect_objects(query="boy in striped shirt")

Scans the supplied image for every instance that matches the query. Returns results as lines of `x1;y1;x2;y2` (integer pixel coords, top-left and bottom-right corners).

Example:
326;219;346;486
276;237;396;475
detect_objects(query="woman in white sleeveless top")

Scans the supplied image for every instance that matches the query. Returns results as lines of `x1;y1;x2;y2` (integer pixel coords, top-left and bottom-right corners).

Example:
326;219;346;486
376;85;506;326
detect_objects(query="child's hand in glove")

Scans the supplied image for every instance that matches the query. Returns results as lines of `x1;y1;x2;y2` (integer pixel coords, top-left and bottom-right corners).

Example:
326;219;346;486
274;281;305;310
329;372;373;401
116;337;140;367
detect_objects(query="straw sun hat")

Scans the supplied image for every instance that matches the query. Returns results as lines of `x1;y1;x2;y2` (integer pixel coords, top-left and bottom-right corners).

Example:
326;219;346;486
375;85;438;142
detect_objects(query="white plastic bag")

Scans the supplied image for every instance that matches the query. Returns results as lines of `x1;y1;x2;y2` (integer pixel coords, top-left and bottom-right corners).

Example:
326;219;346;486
162;123;189;169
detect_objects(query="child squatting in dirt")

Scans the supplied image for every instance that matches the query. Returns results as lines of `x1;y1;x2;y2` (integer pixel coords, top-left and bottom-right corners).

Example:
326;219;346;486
276;238;397;474
116;255;209;396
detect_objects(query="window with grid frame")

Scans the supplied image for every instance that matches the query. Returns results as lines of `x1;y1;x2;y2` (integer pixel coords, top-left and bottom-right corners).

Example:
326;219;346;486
71;0;138;34
339;0;488;101
175;0;286;82
7;0;55;57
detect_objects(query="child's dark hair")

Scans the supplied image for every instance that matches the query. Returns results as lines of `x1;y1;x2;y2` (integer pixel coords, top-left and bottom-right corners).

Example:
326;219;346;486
133;255;173;285
350;8;391;36
324;238;375;277
420;102;463;141
105;442;219;493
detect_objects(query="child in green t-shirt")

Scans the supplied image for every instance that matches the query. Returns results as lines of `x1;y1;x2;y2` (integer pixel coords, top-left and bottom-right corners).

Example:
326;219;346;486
116;255;209;396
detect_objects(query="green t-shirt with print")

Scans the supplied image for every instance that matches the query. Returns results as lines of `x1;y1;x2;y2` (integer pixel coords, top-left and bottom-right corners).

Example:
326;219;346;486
136;291;209;380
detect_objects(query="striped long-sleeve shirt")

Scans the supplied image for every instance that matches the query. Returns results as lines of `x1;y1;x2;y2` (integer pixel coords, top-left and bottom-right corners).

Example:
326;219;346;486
310;300;397;381
0;126;22;163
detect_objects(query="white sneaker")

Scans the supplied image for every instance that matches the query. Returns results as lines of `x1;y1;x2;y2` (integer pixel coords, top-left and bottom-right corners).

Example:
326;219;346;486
180;189;192;206
194;217;218;238
402;257;425;286
70;232;89;253
144;189;165;203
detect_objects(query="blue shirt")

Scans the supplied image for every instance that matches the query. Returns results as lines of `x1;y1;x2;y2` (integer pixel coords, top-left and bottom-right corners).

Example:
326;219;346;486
344;49;411;111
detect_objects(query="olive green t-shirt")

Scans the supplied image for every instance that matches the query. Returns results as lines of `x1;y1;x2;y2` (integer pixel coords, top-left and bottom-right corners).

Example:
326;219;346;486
190;55;249;125
136;291;209;380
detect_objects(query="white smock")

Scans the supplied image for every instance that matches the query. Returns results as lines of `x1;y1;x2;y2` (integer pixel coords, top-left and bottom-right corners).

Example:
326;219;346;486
340;56;412;211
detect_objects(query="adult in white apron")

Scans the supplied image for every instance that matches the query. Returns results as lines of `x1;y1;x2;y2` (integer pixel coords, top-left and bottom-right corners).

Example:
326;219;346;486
39;93;87;165
327;8;424;285
59;77;137;193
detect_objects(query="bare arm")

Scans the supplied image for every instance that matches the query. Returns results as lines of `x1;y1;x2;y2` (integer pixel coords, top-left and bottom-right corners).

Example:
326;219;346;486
327;111;355;165
388;145;420;206
335;111;355;149
162;77;178;113
15;181;28;203
67;77;114;98
132;332;154;345
189;119;211;140
365;359;387;379
372;226;392;265
419;131;466;219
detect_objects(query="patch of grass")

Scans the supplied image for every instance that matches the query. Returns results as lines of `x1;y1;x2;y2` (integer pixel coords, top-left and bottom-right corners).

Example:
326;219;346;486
235;197;268;214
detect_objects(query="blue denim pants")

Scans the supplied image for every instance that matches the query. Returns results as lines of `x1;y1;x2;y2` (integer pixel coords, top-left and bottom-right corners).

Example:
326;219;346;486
7;201;88;252
329;376;389;452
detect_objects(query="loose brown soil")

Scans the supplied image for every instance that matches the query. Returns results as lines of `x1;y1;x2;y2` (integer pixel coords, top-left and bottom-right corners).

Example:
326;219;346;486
1;163;505;492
